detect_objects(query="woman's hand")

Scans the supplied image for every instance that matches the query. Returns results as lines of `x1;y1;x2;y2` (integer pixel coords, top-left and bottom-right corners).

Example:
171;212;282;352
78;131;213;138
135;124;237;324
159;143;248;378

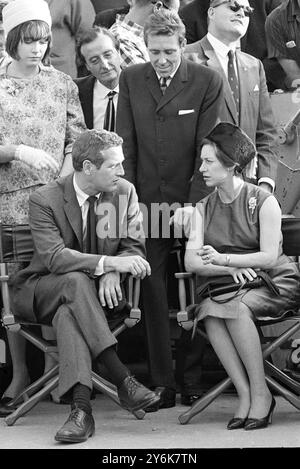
229;267;258;284
197;245;224;265
15;145;59;172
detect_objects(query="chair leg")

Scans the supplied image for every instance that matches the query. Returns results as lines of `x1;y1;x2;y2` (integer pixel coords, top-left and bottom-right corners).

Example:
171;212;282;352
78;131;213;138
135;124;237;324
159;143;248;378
178;321;300;425
265;360;300;395
91;371;145;420
265;375;300;410
7;365;60;408
178;377;232;425
5;375;59;426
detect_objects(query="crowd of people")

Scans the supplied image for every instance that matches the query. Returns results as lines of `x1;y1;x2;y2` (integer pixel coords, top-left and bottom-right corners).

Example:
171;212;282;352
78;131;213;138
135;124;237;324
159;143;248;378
0;0;300;444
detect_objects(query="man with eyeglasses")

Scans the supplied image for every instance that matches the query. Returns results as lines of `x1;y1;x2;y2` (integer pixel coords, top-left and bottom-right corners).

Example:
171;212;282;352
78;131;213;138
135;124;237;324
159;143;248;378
266;0;300;90
185;0;278;194
179;0;282;91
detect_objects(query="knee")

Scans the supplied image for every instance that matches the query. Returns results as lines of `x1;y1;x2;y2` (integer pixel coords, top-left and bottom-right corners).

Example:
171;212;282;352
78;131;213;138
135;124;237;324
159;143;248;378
239;303;254;320
62;271;94;294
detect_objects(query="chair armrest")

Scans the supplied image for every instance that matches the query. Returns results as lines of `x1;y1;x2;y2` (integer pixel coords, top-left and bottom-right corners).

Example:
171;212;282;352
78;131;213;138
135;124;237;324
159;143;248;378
175;272;193;279
124;276;141;328
175;271;197;331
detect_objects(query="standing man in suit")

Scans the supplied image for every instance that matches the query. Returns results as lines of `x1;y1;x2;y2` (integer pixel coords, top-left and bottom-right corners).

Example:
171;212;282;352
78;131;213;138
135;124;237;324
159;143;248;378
117;7;223;411
76;27;121;131
12;129;159;443
185;0;278;193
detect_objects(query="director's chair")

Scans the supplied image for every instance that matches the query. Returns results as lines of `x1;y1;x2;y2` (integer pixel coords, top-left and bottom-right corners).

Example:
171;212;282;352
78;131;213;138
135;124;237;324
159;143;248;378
175;217;300;424
0;223;145;426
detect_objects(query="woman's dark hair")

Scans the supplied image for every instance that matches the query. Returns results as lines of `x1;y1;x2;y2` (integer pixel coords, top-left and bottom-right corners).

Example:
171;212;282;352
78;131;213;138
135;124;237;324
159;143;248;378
6;20;51;63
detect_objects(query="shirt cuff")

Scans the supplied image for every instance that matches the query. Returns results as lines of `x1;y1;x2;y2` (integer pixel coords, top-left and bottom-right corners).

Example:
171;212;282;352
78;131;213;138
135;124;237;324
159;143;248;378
258;177;275;192
94;256;106;276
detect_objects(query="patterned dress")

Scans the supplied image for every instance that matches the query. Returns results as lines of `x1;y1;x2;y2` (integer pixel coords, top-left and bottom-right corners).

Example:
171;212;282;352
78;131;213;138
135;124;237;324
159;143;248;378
0;59;86;225
194;182;300;321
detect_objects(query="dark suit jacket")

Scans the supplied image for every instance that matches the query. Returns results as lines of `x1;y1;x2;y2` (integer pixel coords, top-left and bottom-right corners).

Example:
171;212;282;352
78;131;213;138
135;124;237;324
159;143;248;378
185;36;278;183
116;58;223;206
13;174;145;322
179;0;284;90
74;75;96;129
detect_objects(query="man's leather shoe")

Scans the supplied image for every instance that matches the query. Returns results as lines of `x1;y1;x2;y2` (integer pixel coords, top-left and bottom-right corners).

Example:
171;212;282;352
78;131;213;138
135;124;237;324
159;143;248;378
180;393;202;406
144;387;176;413
55;407;95;443
118;375;160;412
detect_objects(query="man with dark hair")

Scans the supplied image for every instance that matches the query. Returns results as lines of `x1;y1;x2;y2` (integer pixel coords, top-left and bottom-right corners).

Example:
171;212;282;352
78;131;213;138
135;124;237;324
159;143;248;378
117;7;223;411
108;0;180;69
266;0;300;90
180;0;283;91
12;129;158;443
185;0;278;193
75;27;121;130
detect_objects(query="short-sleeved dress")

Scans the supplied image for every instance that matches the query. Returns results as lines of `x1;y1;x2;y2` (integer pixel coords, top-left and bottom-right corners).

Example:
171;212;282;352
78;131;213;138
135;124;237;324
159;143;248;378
193;182;300;322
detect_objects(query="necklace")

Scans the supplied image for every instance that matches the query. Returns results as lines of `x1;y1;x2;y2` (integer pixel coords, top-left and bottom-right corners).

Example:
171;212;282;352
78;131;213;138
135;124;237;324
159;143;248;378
217;180;244;204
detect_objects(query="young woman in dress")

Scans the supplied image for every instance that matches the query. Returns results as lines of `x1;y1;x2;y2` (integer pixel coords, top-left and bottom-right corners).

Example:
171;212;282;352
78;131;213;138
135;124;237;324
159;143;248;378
185;122;300;430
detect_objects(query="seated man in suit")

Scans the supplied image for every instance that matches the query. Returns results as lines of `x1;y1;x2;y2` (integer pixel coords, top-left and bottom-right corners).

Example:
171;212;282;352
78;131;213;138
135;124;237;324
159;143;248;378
76;27;121;131
12;129;159;444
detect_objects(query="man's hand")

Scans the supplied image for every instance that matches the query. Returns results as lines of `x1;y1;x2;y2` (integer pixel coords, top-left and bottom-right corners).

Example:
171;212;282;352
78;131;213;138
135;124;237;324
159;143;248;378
170;206;194;237
98;272;122;309
104;255;151;279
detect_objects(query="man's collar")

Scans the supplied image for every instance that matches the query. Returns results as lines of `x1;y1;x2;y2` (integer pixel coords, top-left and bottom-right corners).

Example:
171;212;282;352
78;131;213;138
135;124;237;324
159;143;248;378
94;79;119;97
207;32;235;57
73;173;101;207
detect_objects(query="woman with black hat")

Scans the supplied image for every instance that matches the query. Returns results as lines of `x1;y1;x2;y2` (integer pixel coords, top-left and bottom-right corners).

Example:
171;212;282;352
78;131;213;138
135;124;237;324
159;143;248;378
185;122;300;430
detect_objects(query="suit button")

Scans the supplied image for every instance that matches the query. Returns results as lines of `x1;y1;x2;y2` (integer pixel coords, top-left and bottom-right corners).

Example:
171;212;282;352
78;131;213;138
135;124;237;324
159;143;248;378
157;116;164;122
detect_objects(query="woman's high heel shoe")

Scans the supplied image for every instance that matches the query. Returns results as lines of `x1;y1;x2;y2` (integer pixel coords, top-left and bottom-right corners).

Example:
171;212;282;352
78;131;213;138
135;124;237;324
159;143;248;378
244;397;276;431
227;417;247;430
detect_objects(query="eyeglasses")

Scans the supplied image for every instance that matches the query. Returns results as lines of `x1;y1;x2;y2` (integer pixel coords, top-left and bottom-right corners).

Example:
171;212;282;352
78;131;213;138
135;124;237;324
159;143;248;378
211;1;254;17
151;1;171;12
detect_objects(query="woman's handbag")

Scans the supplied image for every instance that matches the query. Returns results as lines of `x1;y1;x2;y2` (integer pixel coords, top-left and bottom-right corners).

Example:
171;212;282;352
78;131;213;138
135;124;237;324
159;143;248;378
195;271;280;305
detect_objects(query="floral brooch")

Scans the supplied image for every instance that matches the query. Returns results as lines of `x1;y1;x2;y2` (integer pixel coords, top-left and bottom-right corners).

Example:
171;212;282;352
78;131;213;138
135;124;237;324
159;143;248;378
248;196;257;215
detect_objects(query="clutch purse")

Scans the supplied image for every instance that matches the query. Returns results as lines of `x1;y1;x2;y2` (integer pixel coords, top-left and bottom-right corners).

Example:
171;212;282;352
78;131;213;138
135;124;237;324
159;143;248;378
196;271;280;305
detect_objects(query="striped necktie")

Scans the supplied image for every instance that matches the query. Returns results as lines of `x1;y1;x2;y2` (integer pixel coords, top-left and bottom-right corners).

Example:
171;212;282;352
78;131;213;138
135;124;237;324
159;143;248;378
227;50;240;119
103;91;116;131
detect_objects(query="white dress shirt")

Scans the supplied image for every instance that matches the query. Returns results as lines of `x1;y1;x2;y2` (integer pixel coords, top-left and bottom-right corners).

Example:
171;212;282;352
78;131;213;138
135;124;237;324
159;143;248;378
93;80;119;130
206;33;274;190
73;174;105;275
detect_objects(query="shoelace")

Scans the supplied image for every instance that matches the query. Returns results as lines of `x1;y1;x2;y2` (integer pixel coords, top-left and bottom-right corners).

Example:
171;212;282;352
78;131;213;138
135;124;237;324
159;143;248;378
126;376;141;395
69;407;84;425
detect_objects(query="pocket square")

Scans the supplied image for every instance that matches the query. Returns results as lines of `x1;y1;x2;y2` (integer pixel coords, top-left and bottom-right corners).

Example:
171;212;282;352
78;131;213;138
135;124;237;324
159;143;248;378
178;109;195;115
253;84;259;91
286;41;296;48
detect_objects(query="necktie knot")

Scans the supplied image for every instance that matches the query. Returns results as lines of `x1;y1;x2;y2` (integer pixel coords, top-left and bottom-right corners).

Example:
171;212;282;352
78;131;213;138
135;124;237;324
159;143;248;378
228;49;235;63
159;76;169;94
107;90;116;100
87;195;97;206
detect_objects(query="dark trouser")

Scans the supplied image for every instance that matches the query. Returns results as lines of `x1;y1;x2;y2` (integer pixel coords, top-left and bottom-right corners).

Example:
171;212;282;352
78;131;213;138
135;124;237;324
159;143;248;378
34;272;117;397
142;235;205;390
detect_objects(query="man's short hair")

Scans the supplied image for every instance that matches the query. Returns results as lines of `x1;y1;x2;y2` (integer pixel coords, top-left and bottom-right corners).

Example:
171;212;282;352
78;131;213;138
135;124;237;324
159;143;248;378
77;26;119;64
144;5;186;46
72;129;123;171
